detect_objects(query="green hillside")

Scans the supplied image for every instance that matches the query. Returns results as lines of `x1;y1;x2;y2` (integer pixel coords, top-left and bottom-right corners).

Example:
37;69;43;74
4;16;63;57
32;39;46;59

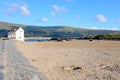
0;22;120;38
0;22;25;29
24;26;120;37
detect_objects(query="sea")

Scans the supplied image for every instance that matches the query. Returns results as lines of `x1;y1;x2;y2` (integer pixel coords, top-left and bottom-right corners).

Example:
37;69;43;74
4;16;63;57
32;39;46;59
25;38;56;42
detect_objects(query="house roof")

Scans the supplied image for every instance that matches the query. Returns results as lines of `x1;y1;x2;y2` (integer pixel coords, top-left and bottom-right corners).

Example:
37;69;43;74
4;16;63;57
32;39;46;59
9;27;23;32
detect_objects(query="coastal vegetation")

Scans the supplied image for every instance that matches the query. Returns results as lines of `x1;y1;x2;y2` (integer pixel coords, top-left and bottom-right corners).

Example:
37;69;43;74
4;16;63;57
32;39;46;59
83;34;120;40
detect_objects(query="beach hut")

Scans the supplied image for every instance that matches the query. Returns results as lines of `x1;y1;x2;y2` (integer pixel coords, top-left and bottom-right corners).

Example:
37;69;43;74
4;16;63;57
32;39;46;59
8;27;24;41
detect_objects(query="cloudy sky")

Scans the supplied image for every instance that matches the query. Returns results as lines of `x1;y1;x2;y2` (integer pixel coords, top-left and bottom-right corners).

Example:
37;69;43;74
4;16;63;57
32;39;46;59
0;0;120;30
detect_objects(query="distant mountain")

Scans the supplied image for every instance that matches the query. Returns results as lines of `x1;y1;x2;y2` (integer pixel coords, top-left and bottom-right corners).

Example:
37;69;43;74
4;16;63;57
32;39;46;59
0;22;120;37
24;26;120;37
0;22;25;29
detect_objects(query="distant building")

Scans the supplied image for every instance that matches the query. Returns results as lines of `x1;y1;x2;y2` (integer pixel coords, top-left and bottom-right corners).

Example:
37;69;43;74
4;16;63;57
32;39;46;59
8;27;24;41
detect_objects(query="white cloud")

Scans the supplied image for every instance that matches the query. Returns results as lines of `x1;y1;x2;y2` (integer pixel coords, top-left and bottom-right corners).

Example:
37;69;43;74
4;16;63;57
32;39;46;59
4;10;13;16
117;20;120;23
96;14;107;22
56;18;63;22
51;12;55;16
5;3;31;16
108;28;118;30
82;26;99;30
40;17;48;22
52;5;68;14
20;6;30;16
101;28;118;30
82;26;118;30
75;15;80;20
90;27;99;29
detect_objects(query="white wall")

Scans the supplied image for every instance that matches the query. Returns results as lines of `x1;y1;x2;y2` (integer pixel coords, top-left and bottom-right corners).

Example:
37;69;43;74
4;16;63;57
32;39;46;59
15;27;24;41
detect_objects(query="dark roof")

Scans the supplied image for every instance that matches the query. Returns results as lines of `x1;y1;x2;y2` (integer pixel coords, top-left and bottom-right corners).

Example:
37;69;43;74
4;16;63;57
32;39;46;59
10;26;20;30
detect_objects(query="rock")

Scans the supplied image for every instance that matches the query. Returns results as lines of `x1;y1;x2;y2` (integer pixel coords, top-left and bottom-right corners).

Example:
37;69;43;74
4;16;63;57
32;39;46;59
73;66;82;70
62;65;82;71
32;59;36;61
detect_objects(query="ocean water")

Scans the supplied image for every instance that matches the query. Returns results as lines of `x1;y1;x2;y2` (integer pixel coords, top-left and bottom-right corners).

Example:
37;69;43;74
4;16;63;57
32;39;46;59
25;38;56;42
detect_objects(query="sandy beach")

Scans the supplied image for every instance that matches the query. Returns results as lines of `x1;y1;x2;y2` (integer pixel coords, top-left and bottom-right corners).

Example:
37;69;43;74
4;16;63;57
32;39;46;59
15;40;120;80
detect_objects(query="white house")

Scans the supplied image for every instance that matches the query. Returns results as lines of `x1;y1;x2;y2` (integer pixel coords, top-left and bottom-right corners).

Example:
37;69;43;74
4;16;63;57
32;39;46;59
8;27;24;41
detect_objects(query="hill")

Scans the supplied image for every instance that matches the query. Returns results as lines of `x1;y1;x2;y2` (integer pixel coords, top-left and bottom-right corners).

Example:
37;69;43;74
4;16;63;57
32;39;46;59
0;22;25;29
0;22;25;37
0;22;120;37
24;26;120;37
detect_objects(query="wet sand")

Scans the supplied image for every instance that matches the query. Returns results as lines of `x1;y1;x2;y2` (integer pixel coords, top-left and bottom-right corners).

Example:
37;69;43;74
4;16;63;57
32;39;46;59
15;40;120;80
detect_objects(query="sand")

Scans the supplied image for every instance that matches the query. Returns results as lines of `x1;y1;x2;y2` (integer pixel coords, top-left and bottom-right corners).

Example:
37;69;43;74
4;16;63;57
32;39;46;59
15;40;120;80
